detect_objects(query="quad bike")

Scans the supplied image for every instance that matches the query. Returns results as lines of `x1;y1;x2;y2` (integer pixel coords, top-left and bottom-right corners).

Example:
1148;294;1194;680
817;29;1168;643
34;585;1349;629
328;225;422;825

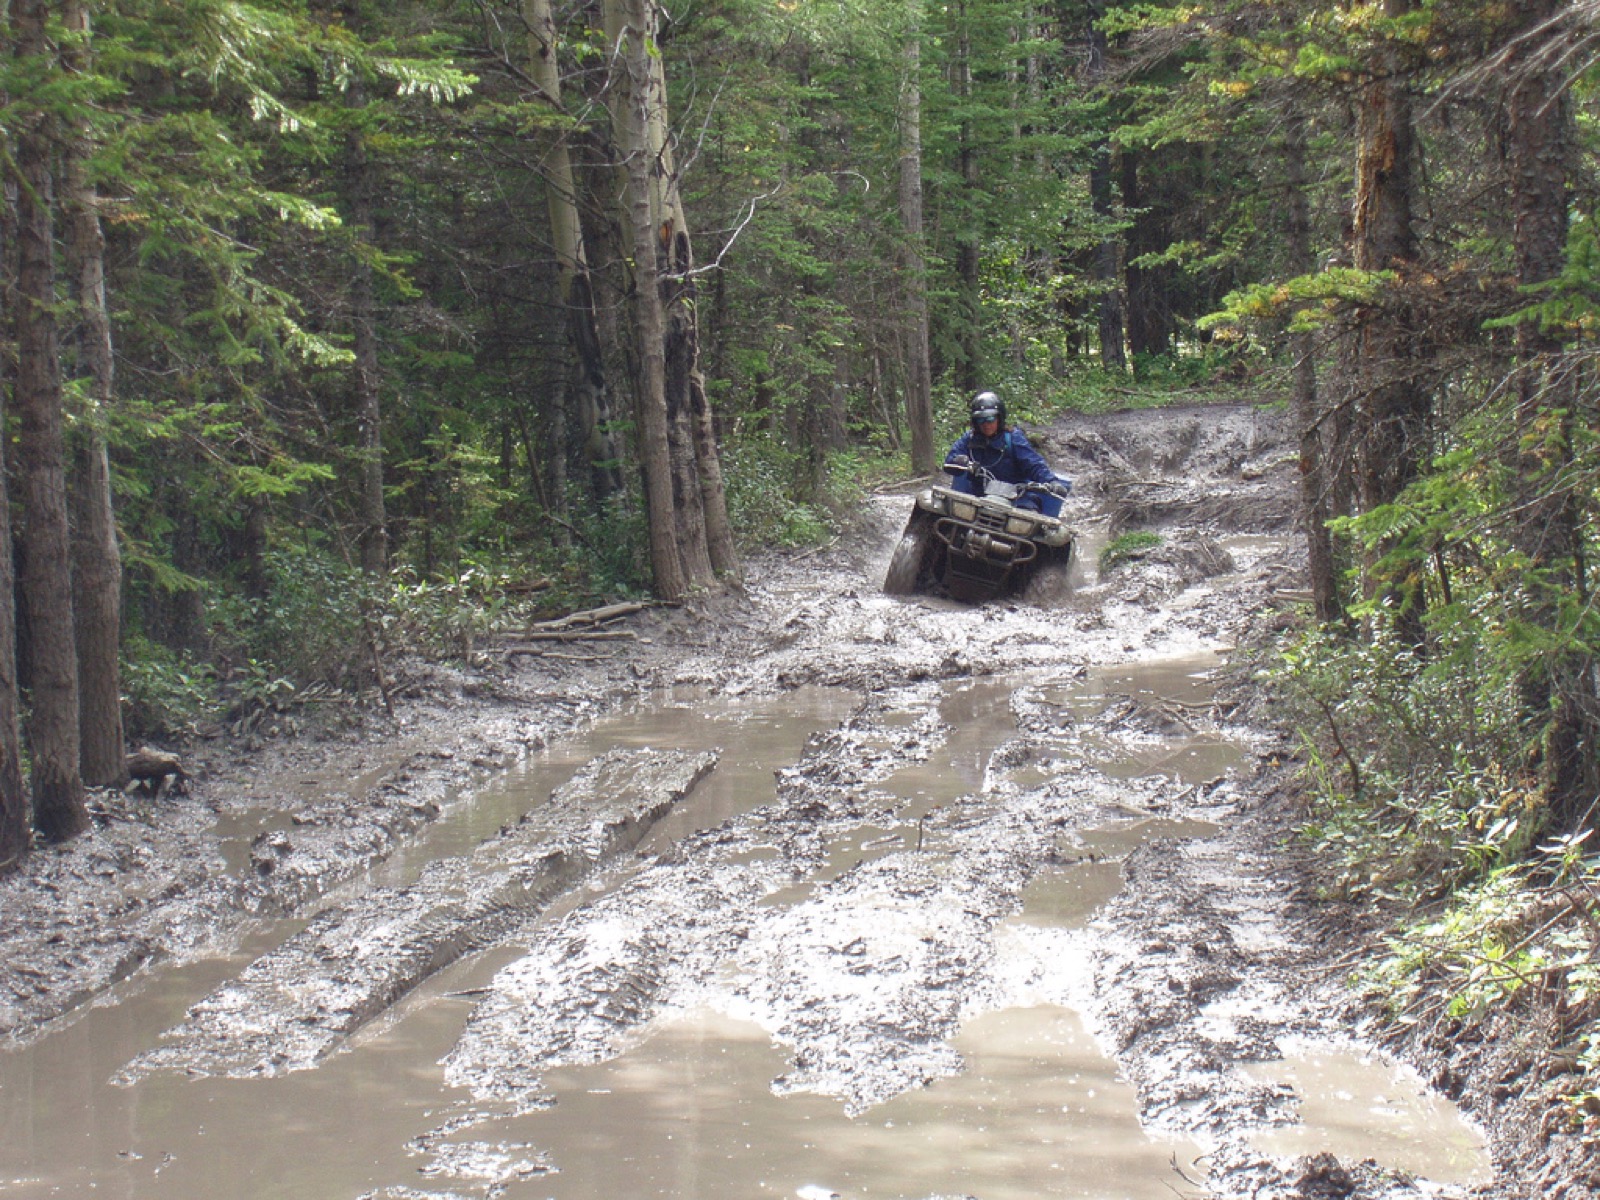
883;463;1074;603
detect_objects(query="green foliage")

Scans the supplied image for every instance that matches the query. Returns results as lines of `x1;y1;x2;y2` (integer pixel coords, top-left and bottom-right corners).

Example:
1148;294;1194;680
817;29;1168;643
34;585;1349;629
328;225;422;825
1275;613;1537;900
722;434;834;550
121;635;221;741
1360;835;1600;1118
1204;269;1397;336
204;547;370;689
385;562;526;663
1486;217;1600;339
1100;531;1163;572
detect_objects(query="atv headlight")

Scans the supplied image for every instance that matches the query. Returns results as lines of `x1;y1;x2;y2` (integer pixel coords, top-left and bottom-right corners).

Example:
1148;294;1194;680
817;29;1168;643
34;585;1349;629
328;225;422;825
1004;514;1036;536
916;487;941;513
950;498;978;522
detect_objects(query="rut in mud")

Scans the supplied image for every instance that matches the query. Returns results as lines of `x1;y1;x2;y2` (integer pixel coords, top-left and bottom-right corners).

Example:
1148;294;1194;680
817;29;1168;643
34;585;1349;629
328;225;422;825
0;404;1495;1200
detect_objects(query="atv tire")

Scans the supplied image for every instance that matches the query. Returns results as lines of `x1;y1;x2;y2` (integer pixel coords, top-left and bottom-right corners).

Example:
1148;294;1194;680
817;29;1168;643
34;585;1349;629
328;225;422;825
884;510;935;595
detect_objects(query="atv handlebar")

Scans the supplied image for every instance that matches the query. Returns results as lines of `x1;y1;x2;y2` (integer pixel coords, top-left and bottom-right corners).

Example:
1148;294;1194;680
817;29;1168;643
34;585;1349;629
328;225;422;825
946;460;1071;499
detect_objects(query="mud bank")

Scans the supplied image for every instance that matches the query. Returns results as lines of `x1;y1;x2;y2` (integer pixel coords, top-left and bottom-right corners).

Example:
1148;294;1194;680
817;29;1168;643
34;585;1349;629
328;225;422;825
0;401;1572;1200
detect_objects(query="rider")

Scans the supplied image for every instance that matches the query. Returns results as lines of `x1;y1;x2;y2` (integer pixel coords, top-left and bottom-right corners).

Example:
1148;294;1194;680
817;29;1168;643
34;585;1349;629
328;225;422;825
944;390;1068;513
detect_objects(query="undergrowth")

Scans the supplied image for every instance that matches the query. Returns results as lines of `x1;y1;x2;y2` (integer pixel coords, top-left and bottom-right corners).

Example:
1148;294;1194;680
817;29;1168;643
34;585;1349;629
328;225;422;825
1271;604;1600;1127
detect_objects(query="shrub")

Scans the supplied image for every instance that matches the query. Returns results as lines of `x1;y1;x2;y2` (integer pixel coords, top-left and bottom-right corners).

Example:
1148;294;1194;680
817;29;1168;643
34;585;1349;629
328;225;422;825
121;634;220;741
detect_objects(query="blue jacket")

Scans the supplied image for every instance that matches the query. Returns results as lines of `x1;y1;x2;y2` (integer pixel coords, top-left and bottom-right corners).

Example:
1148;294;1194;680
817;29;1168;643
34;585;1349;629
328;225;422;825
944;426;1062;510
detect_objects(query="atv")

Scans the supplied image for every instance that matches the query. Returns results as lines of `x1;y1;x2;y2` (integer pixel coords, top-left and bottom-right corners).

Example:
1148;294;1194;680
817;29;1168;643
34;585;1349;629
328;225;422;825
883;464;1074;604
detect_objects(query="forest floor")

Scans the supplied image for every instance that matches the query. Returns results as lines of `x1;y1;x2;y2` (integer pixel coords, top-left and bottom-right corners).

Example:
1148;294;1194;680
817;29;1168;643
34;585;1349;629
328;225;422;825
0;401;1592;1200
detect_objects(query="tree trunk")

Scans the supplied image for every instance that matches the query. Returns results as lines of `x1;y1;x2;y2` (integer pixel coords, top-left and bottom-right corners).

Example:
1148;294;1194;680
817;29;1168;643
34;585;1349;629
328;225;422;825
605;0;687;600
12;0;88;842
1121;149;1172;362
899;21;937;475
1086;8;1126;372
1351;0;1426;640
1282;114;1341;625
342;12;387;576
62;0;127;788
645;38;737;582
1503;0;1593;831
0;189;29;871
952;4;982;395
524;0;622;504
617;0;736;585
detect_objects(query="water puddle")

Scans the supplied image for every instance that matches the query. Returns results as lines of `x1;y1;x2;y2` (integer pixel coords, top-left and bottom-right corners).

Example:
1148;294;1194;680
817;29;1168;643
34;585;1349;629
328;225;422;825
0;956;489;1199
510;1005;1204;1200
1245;1039;1490;1185
0;655;1484;1200
878;676;1020;813
374;684;862;885
1014;859;1127;928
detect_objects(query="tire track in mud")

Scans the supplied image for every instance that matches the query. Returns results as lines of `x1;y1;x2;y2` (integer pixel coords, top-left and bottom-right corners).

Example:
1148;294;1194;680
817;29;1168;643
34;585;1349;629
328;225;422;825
418;671;1247;1197
118;748;717;1082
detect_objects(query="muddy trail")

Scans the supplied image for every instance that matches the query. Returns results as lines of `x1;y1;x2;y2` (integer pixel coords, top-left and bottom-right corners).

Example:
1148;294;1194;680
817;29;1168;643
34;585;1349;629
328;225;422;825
0;404;1498;1199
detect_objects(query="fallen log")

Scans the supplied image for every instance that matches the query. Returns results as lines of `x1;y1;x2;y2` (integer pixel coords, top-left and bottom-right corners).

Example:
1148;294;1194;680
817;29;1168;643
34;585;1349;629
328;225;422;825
527;600;651;633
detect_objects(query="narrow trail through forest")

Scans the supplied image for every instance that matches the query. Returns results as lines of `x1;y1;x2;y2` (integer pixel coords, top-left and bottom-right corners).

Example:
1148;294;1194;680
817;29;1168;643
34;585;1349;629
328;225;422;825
0;404;1512;1200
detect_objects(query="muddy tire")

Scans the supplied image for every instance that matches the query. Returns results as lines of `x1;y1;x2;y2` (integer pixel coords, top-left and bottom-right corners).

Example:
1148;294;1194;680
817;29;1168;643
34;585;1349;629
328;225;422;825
1021;542;1074;604
884;511;935;595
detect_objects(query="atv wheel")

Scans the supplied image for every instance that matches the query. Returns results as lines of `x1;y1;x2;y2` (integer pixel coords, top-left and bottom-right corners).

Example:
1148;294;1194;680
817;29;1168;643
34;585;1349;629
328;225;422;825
1020;541;1074;603
884;510;935;595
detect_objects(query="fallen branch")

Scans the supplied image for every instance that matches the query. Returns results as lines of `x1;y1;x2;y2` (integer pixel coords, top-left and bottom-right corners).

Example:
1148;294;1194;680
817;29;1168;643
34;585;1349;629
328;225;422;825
791;536;841;562
507;629;638;645
527;601;651;633
507;649;619;662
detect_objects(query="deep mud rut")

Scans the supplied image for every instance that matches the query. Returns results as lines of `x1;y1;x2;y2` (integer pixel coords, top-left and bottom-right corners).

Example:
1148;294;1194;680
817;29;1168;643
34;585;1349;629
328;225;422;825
0;404;1509;1200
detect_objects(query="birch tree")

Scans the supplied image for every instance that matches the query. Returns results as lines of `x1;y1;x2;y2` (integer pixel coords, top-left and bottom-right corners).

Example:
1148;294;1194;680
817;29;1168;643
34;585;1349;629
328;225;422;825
525;0;622;503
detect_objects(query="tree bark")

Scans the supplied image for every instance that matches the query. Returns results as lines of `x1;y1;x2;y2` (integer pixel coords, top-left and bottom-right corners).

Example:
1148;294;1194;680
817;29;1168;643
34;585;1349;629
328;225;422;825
1503;0;1593;831
0;188;29;871
613;0;737;586
1282;114;1341;625
952;3;982;395
1086;6;1126;372
899;20;937;475
524;0;623;504
605;0;687;600
12;0;88;842
1351;0;1426;640
1121;149;1172;362
342;9;387;576
62;0;127;788
645;35;738;582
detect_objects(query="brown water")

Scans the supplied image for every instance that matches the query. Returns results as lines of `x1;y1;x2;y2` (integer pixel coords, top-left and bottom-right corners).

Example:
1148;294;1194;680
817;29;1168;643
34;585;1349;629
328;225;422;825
0;664;1487;1199
1247;1040;1490;1186
509;1005;1205;1200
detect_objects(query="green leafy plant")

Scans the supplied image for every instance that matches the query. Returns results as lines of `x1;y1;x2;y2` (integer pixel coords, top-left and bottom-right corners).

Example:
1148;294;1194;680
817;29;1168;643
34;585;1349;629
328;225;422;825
1099;531;1163;571
121;635;221;741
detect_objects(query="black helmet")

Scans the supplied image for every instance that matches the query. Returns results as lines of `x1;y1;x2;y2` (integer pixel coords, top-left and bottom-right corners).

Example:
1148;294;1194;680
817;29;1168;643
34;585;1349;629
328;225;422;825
970;390;1004;434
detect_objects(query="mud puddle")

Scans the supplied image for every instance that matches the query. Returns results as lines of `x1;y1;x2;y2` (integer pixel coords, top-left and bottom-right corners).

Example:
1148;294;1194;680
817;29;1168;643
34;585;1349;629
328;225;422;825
508;1005;1204;1200
1245;1039;1489;1186
0;646;1488;1199
372;684;863;887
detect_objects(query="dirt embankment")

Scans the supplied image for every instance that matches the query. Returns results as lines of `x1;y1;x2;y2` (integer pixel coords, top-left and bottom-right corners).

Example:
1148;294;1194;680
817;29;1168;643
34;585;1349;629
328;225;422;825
0;401;1585;1200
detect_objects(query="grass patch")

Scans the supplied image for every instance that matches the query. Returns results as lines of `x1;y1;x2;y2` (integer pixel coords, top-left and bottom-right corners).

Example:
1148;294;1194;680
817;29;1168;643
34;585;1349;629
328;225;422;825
1099;531;1162;571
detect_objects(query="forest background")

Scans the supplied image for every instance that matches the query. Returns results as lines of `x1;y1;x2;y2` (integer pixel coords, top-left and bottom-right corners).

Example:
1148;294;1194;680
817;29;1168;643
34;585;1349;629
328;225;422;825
1;0;1598;1136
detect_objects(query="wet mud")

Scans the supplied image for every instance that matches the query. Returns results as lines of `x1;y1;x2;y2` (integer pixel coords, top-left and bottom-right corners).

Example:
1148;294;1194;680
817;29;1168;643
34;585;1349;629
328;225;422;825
0;402;1517;1200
